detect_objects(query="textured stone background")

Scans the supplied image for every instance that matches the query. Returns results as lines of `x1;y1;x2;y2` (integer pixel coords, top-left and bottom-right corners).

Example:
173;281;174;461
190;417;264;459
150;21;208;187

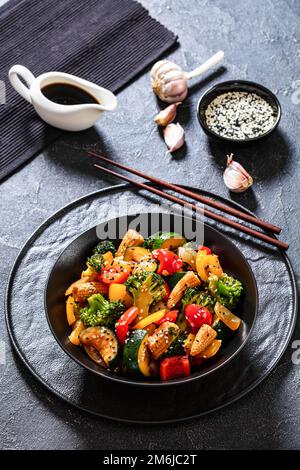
0;0;299;450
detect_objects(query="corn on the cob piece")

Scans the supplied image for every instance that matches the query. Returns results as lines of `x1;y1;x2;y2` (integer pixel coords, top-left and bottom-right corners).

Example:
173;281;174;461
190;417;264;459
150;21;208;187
115;229;144;257
65;277;89;296
167;271;200;309
147;321;179;359
72;281;108;303
190;324;217;356
183;333;195;354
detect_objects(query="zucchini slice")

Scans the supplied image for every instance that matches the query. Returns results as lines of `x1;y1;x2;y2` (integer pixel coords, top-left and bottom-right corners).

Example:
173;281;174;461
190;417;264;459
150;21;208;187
177;309;189;332
166;271;187;290
123;329;151;377
84;345;107;368
124;246;150;262
212;317;232;342
145;232;186;250
79;326;119;369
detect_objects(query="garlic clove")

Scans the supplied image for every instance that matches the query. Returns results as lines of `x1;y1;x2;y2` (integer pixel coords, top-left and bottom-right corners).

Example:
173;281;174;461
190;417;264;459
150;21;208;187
163;123;185;152
162;88;188;103
163;69;185;84
164;79;188;97
223;154;253;193
154;103;180;127
152;61;181;79
150;60;167;78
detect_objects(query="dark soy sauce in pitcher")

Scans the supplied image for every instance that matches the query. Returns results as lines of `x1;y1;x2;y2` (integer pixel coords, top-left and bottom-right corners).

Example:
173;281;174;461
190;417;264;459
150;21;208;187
41;83;99;105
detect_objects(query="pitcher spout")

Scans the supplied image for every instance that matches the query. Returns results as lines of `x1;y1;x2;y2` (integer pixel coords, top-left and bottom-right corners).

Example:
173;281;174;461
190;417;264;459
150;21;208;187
91;86;118;112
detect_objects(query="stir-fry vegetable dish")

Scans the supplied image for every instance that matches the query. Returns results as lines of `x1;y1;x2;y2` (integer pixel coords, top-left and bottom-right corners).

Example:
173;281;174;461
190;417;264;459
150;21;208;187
65;230;243;381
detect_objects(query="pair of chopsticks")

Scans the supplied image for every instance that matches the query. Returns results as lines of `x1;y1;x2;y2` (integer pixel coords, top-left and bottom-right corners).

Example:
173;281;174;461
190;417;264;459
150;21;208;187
88;151;288;250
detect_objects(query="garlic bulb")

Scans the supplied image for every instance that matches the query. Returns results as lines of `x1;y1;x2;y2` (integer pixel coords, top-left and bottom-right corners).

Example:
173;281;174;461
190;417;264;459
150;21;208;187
154;103;180;126
163;123;185;152
223;154;253;193
151;51;224;103
151;60;188;103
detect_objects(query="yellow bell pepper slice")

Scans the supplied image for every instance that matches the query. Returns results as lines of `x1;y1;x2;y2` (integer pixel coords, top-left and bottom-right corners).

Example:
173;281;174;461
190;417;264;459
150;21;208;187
109;283;127;302
68;320;85;346
214;302;241;331
66;295;76;325
103;251;114;267
200;339;222;358
196;253;223;282
133;309;167;330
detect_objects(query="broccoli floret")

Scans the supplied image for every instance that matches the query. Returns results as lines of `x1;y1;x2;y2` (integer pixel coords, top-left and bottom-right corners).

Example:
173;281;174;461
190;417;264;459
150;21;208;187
87;253;104;273
93;240;116;256
143;237;155;250
125;271;166;317
215;274;243;309
208;274;218;296
181;286;216;312
162;333;186;358
80;294;125;328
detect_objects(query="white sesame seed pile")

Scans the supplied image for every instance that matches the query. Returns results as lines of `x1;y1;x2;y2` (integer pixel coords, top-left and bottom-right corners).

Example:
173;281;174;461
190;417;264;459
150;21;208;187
205;91;277;140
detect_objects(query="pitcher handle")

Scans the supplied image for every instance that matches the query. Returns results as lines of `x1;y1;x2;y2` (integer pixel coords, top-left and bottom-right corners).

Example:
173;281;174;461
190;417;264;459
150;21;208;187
9;65;35;103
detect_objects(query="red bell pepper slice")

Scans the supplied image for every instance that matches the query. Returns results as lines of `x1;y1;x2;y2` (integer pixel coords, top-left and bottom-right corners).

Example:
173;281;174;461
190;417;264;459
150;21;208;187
115;307;139;345
160;356;190;381
156;309;178;325
100;266;130;284
152;249;183;276
198;245;212;255
185;304;213;330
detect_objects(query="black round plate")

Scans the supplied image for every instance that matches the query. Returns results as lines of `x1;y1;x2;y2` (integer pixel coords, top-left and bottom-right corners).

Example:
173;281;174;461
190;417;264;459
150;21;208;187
45;212;258;386
197;80;281;143
5;184;297;423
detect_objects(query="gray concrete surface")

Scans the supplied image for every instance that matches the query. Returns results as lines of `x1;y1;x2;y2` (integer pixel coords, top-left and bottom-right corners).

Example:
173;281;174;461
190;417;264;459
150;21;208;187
0;0;299;450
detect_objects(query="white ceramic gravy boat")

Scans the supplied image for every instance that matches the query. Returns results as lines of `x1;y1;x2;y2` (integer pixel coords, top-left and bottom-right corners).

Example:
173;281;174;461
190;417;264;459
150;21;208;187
8;65;117;131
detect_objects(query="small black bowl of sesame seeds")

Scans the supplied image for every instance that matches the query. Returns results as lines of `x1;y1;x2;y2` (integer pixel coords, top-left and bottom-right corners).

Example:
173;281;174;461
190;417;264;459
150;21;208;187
197;80;281;143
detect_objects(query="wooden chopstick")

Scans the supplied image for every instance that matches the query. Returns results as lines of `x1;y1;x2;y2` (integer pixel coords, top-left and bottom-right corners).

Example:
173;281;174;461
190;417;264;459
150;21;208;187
93;163;289;250
88;151;281;235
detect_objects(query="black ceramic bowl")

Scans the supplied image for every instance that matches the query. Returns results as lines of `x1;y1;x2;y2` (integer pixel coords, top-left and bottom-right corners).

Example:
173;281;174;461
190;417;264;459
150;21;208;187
197;80;281;143
45;213;258;386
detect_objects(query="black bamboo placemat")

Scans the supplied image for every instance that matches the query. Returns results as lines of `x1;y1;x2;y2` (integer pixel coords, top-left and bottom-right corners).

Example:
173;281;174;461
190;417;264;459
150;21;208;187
0;0;176;181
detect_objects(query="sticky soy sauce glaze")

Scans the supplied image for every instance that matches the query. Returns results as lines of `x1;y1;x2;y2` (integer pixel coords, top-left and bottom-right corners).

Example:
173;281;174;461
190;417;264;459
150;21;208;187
41;83;99;105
